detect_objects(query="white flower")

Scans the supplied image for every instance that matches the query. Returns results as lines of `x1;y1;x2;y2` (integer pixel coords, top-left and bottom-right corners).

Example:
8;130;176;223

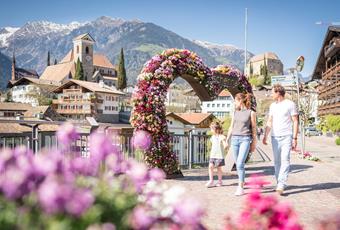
163;185;186;205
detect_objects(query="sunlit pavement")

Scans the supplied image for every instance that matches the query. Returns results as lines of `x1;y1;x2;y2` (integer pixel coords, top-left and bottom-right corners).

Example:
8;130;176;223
166;139;340;230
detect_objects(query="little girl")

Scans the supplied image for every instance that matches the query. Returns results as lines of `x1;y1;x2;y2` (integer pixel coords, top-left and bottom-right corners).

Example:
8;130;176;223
206;121;227;187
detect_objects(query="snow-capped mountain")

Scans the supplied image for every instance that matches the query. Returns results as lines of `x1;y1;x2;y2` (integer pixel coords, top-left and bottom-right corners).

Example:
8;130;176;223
193;40;253;66
0;16;253;90
0;27;19;47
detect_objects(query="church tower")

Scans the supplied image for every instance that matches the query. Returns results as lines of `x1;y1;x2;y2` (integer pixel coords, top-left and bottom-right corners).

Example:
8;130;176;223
11;52;16;81
72;33;95;81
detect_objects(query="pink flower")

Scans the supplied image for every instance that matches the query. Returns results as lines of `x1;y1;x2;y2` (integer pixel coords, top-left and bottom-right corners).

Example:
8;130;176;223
148;168;165;182
57;122;79;145
89;132;115;161
130;206;154;229
132;130;152;150
246;173;271;189
174;197;205;226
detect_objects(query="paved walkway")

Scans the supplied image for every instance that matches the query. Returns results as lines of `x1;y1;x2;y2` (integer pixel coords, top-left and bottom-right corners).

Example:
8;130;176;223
166;139;340;230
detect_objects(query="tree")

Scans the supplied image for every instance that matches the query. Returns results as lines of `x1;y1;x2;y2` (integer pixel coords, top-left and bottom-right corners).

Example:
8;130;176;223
47;51;50;66
74;58;84;80
54;59;58;65
117;48;127;90
262;56;270;85
4;90;12;102
249;61;253;77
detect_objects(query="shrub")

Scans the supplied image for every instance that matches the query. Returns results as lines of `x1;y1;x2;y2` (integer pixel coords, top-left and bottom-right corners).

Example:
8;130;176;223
336;137;340;146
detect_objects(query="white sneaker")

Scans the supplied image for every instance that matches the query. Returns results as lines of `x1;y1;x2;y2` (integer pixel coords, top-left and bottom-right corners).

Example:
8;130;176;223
276;185;285;195
235;186;244;196
205;181;214;188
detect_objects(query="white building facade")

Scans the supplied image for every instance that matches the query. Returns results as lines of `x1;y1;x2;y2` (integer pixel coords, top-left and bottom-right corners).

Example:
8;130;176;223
201;90;234;119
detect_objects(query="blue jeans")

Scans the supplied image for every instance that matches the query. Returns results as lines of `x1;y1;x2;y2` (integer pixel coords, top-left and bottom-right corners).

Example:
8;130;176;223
271;135;292;188
231;135;252;183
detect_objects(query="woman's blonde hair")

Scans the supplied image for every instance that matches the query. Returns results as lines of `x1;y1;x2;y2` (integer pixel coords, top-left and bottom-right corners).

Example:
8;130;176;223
210;121;223;134
235;93;252;110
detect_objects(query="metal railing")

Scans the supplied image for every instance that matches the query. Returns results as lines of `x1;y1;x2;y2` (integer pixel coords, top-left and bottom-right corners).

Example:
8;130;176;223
0;132;211;169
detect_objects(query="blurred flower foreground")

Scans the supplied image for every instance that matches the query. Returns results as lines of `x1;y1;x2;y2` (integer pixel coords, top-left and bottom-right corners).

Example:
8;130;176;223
0;123;205;230
0;123;339;230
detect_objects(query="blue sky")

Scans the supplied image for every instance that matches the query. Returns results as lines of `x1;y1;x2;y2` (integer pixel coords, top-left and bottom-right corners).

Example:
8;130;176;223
1;0;339;76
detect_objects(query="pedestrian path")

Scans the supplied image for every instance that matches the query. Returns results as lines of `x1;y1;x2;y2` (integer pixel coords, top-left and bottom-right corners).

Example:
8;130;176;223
166;142;340;230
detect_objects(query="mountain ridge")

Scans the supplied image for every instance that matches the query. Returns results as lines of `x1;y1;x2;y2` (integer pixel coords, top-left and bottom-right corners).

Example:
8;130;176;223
0;16;253;90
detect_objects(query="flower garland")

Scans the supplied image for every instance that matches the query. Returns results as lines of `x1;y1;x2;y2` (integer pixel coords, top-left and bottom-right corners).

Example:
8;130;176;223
130;49;255;175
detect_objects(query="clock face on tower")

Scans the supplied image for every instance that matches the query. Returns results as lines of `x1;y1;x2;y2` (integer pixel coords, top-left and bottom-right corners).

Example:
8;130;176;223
86;55;92;61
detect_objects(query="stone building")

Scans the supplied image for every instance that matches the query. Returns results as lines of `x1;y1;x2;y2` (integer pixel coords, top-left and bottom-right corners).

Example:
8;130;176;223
246;52;283;77
40;33;117;87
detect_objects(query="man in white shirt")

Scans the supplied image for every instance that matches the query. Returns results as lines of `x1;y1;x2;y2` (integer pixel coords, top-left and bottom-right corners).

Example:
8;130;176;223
263;84;299;195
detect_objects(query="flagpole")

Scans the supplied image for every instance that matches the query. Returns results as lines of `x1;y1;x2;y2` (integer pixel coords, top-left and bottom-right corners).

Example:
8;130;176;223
244;8;248;76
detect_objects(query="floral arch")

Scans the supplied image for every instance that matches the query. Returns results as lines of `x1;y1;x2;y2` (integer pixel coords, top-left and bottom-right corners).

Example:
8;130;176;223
130;49;255;177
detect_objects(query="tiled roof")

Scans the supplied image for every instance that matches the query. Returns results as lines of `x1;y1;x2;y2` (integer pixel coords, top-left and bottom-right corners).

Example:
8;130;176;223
0;102;31;111
250;52;281;62
218;90;231;97
40;62;75;82
23;106;49;117
0;123;59;134
54;80;124;95
93;54;115;69
174;113;213;125
60;50;74;63
0;123;31;133
14;68;39;81
166;112;191;125
8;77;61;89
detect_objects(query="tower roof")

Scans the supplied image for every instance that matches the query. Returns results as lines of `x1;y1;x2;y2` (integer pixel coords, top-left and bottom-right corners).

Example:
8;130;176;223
249;52;281;62
73;33;95;42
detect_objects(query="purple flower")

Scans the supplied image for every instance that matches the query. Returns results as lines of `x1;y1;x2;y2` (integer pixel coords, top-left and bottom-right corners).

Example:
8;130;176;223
89;132;115;162
70;157;98;176
148;168;165;182
132;130;152;150
174;198;205;226
57;122;79;146
130;206;154;229
126;160;149;191
37;177;64;214
66;189;94;216
0;166;27;199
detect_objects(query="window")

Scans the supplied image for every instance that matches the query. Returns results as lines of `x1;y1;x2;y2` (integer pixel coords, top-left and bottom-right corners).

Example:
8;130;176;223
85;46;89;54
227;104;230;108
222;104;225;107
212;104;215;108
217;104;220;108
207;104;210;108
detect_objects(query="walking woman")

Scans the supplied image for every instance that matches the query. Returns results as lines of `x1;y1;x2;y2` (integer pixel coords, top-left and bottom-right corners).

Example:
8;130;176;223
226;93;257;196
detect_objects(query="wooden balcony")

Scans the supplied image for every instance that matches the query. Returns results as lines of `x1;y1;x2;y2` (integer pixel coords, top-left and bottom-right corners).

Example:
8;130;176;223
62;89;83;93
318;81;340;99
322;61;340;80
52;99;94;105
318;101;340;115
56;109;93;114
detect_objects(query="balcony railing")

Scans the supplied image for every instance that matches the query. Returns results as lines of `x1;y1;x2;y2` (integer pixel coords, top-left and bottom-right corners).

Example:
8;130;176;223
322;61;340;80
56;109;93;114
